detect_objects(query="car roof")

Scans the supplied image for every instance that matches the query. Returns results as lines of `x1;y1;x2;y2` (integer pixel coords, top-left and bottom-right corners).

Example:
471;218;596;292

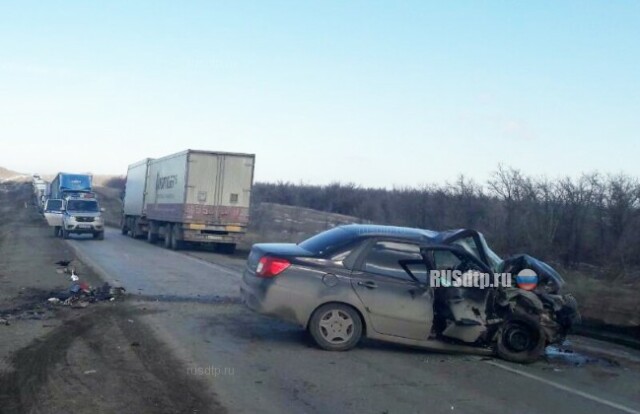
338;224;466;244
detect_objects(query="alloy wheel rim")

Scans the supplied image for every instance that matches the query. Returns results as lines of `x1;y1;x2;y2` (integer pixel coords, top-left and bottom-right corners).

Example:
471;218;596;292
318;309;354;344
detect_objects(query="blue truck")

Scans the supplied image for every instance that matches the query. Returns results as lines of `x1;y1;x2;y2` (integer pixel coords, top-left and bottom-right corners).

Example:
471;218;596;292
49;172;93;199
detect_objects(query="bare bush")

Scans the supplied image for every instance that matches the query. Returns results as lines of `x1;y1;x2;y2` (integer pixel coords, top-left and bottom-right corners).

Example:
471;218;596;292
252;168;640;270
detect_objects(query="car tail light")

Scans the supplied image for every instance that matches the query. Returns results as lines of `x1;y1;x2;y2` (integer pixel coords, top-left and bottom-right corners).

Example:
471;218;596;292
256;257;290;278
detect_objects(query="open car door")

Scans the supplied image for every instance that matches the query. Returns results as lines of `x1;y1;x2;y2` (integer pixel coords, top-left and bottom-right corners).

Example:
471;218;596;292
44;199;64;228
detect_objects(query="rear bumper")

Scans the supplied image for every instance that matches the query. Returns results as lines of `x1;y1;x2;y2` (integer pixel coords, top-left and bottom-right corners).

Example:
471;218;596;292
183;230;244;243
240;270;308;327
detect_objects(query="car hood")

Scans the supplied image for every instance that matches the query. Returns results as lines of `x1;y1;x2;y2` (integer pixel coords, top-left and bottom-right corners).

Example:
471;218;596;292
501;254;565;293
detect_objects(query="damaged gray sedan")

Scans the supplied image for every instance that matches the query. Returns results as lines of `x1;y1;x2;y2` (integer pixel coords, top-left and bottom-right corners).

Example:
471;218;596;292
241;224;580;363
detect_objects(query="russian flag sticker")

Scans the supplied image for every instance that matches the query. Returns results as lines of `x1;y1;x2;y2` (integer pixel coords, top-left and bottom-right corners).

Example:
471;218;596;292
516;269;538;291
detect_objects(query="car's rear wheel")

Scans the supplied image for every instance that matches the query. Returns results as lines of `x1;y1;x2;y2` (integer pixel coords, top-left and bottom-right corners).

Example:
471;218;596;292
309;303;362;351
496;316;545;364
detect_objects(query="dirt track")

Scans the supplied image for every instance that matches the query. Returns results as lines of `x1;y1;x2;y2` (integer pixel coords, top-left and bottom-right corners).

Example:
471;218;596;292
0;183;223;414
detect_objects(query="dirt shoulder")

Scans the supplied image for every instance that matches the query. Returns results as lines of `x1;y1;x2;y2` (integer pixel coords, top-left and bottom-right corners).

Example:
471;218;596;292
0;183;224;414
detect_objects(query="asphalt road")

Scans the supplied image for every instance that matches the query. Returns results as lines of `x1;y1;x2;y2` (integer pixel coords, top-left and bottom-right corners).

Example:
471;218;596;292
66;228;640;414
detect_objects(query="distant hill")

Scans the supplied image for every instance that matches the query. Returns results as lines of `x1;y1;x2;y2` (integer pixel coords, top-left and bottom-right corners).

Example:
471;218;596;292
0;166;28;182
93;174;125;188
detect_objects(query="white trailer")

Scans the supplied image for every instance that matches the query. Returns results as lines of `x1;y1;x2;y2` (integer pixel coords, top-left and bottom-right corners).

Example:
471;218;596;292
122;150;255;252
32;178;49;211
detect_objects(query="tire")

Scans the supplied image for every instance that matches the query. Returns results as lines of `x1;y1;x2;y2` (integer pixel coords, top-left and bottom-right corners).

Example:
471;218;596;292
120;218;128;235
94;231;105;240
53;226;60;237
147;224;158;244
130;218;140;238
164;224;173;249
496;315;546;364
170;224;181;250
62;229;70;239
309;303;363;351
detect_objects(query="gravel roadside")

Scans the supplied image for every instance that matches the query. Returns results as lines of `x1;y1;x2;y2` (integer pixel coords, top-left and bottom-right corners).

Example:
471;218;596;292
0;182;224;414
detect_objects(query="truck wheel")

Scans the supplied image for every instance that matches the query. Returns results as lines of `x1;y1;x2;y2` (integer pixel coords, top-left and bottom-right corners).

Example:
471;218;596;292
121;217;128;235
53;226;60;237
130;218;140;238
495;316;546;364
62;229;70;239
147;228;158;244
309;303;362;352
164;224;173;249
170;225;181;250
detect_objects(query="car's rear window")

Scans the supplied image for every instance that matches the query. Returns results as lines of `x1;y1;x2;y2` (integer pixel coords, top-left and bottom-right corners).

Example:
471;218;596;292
298;227;353;254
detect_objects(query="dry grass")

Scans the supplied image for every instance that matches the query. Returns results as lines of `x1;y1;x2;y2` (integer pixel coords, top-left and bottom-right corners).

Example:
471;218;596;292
561;265;640;328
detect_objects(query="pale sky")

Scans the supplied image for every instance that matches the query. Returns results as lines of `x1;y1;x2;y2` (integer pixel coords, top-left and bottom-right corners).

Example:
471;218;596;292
1;1;638;187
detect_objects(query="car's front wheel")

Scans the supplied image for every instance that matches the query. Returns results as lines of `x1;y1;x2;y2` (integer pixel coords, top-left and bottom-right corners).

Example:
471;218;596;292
309;303;362;351
496;315;546;364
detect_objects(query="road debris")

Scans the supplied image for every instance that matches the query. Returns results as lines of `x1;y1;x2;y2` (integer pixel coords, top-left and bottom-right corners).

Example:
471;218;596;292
44;281;126;308
545;345;619;367
46;259;127;308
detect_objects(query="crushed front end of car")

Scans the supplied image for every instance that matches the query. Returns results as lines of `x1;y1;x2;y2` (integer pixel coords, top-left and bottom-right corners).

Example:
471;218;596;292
501;254;581;345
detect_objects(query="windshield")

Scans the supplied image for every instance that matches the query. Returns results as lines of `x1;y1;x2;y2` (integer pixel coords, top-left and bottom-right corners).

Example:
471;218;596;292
66;200;99;212
450;234;503;273
478;234;504;273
